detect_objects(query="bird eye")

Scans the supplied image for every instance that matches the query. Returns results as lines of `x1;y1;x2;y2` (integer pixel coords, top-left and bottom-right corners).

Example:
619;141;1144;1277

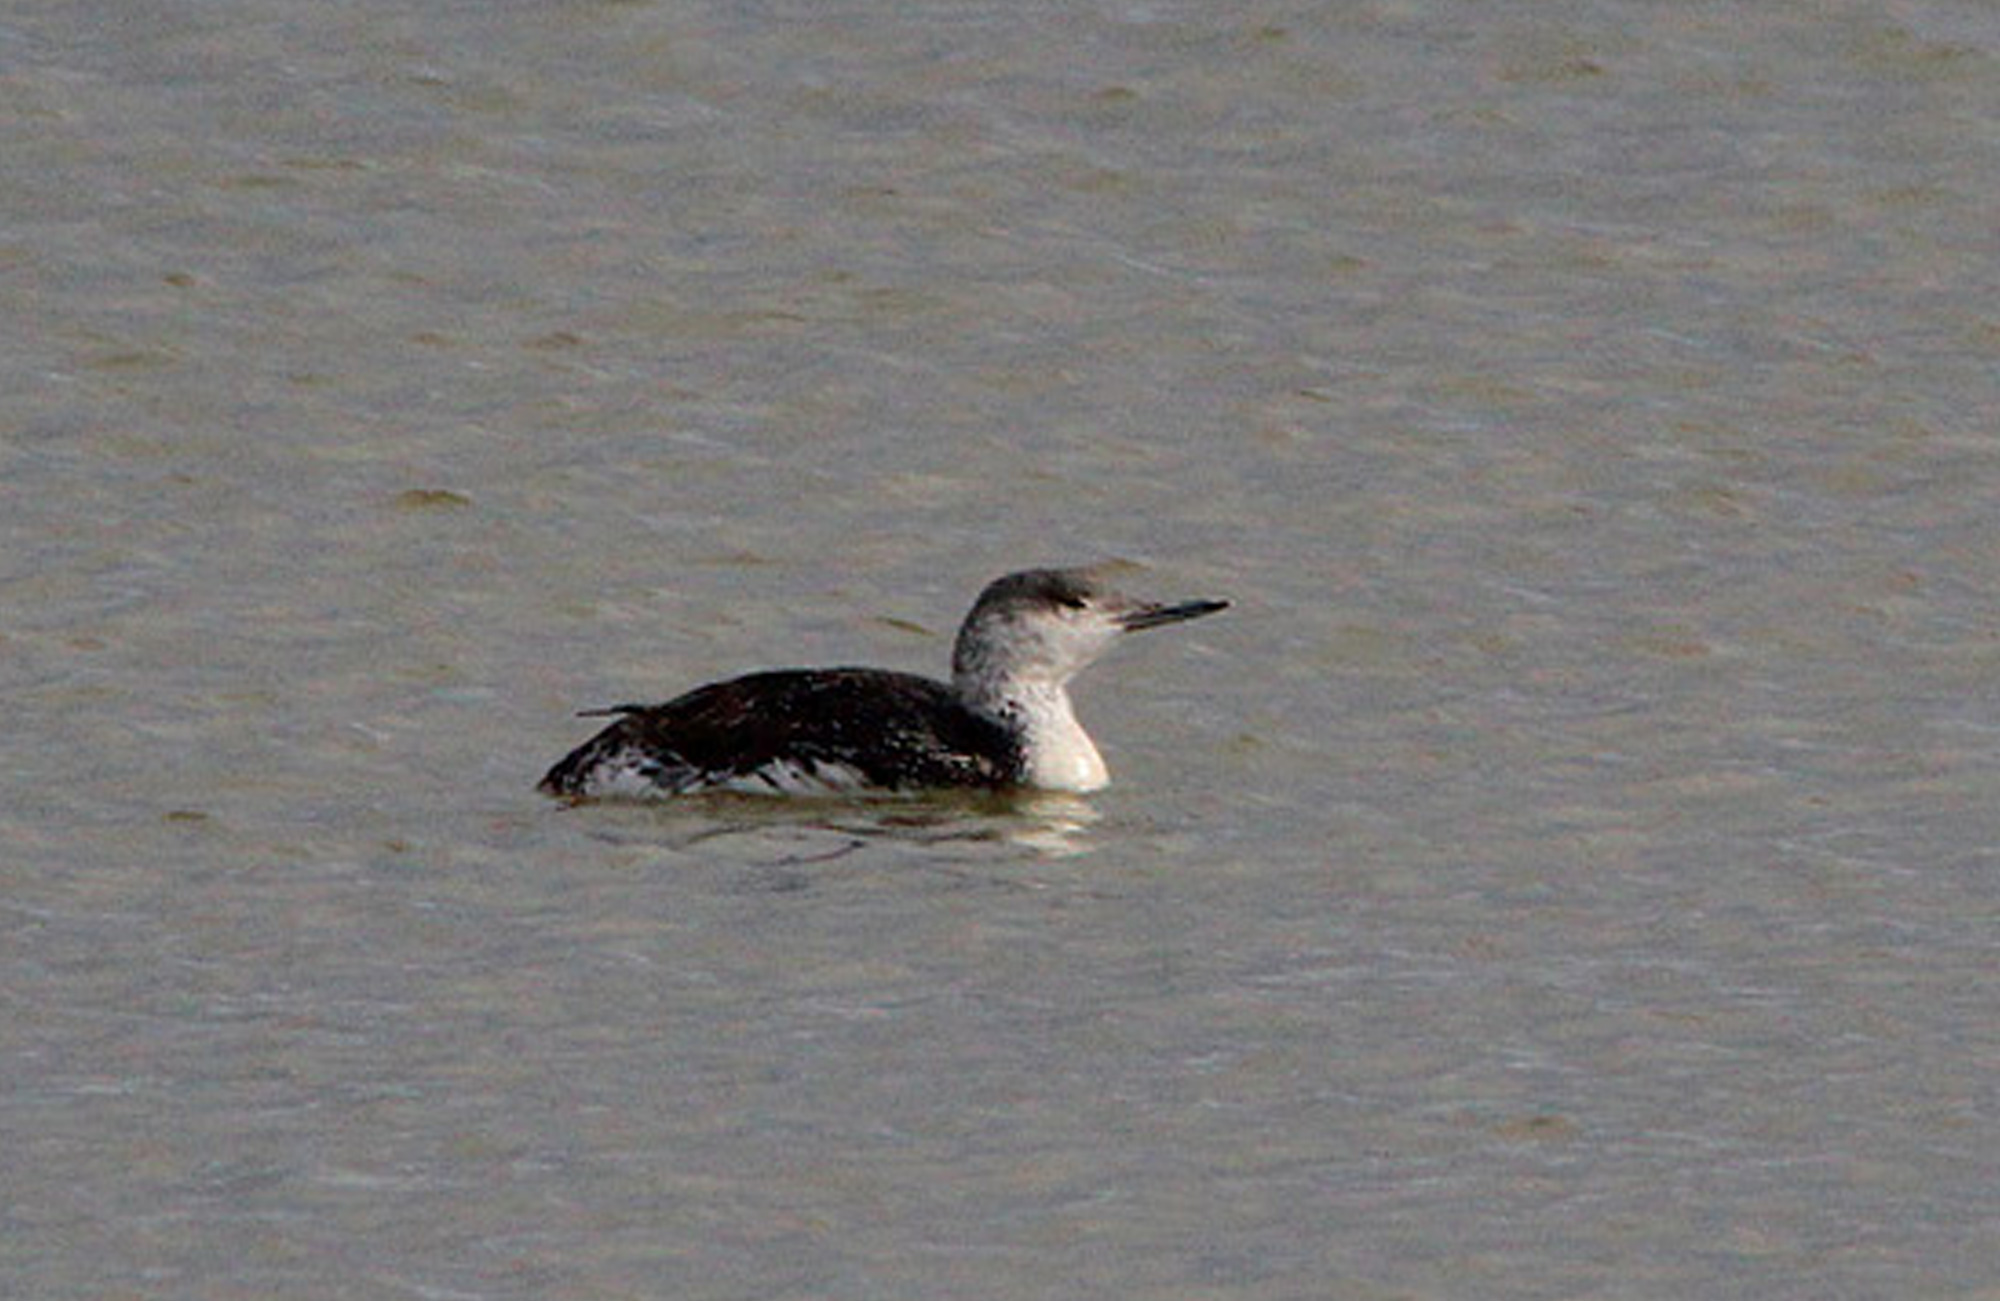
1058;592;1089;610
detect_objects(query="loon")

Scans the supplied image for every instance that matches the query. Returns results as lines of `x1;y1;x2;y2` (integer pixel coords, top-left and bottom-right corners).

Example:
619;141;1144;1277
539;566;1228;799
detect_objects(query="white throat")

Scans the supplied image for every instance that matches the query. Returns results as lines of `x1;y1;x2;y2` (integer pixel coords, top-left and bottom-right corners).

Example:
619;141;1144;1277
967;679;1108;792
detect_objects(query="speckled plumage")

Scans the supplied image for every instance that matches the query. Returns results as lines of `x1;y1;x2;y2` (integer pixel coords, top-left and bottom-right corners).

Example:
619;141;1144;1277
540;566;1227;799
538;668;1019;797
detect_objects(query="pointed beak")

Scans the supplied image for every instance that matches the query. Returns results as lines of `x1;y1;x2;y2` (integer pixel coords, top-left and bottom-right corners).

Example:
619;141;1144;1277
1117;598;1229;632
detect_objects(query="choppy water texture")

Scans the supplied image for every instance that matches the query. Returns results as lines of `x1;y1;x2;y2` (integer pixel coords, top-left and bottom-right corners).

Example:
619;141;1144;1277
6;1;1999;1297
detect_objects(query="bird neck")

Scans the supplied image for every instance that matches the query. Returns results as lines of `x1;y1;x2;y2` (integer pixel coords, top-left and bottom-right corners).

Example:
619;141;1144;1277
958;674;1108;792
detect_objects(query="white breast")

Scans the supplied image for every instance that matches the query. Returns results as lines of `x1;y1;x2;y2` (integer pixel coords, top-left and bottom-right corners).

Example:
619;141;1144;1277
1008;687;1109;792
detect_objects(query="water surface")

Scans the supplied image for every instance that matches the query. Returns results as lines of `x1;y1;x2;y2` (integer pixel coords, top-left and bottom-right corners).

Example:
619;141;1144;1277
5;1;1999;1297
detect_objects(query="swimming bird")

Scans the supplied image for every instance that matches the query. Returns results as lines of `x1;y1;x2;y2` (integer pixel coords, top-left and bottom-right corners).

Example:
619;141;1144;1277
539;566;1227;798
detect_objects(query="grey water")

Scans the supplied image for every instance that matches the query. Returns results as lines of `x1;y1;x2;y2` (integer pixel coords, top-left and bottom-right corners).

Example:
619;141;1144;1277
5;1;1999;1297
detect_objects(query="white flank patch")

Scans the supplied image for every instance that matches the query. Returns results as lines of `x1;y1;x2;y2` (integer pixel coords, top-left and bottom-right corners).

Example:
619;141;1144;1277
578;750;874;798
726;758;874;796
581;751;685;798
